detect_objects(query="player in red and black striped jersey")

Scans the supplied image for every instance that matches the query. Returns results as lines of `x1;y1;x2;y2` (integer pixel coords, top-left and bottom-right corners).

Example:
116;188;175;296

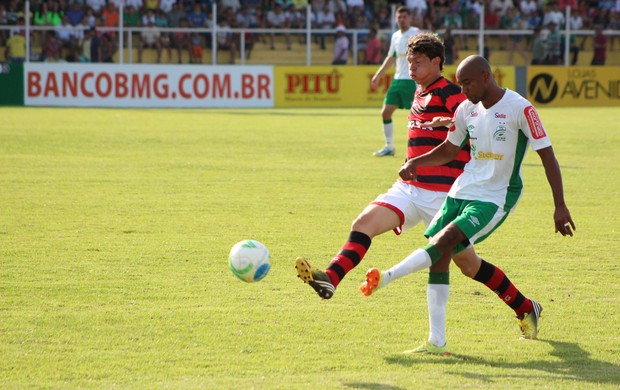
404;77;470;193
296;33;477;354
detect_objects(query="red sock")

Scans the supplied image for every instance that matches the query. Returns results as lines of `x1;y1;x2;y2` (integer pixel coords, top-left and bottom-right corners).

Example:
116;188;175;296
325;231;371;287
473;259;533;317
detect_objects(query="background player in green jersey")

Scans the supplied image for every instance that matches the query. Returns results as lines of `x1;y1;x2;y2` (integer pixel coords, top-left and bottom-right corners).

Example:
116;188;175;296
371;6;421;157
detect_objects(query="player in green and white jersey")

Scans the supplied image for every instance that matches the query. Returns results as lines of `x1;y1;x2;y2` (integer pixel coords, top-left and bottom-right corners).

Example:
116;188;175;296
371;6;421;157
369;55;576;343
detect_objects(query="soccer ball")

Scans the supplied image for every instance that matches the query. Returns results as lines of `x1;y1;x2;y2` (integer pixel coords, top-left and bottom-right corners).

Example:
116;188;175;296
228;240;271;283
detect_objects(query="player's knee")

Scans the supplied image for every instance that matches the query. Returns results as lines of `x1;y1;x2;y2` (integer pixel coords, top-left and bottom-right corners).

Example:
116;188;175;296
452;252;480;278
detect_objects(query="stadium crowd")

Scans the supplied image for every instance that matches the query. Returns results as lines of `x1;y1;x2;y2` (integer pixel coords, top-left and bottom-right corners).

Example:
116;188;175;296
1;0;618;64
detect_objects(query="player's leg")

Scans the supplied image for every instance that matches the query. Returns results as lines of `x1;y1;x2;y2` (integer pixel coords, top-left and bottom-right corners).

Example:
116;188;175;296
452;249;543;339
296;182;413;299
295;204;399;299
373;103;397;157
374;79;415;157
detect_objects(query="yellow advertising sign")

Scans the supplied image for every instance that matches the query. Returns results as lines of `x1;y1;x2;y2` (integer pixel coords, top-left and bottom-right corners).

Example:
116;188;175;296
274;66;391;107
527;67;620;107
274;65;516;108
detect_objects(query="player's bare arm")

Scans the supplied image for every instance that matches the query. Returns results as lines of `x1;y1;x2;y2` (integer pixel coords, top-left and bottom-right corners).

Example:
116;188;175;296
423;116;454;128
371;57;396;88
536;146;575;237
399;140;462;181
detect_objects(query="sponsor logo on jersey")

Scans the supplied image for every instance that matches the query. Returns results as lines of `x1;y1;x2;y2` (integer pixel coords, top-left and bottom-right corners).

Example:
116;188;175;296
470;111;478;117
475;151;504;160
524;106;547;139
494;125;506;141
494;112;506;118
408;120;434;131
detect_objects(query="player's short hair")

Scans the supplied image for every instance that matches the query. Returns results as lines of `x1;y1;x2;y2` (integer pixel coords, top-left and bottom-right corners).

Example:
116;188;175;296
407;32;446;71
396;6;410;15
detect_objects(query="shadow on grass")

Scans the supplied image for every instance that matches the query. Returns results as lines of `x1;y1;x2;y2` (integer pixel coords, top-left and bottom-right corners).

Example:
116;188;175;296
384;340;620;386
343;382;406;390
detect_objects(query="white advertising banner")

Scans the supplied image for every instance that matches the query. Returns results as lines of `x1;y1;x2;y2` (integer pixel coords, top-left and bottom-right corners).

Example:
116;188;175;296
24;63;274;108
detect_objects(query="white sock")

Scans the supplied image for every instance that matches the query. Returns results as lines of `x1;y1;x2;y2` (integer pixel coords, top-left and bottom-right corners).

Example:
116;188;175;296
427;283;449;347
383;121;394;149
381;248;432;287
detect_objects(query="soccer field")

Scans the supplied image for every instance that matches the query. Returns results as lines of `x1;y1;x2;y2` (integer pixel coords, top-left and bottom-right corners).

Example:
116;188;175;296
1;107;619;388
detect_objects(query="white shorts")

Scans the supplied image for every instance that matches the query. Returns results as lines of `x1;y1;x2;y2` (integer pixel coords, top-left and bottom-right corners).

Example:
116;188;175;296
371;180;447;235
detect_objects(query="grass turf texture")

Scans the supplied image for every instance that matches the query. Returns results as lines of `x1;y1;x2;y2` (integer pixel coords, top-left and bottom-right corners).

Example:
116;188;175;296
1;107;619;389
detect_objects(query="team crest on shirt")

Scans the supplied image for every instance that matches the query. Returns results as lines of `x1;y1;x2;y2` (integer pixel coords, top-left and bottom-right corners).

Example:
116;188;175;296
494;125;507;141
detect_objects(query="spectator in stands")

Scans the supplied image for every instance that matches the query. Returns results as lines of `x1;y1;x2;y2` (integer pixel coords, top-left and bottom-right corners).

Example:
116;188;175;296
484;4;501;30
266;3;290;50
286;4;305;44
41;31;61;62
491;0;514;16
530;26;546;64
187;3;207;27
331;24;348;64
87;0;106;15
544;22;562;64
442;26;458;65
317;3;336;49
189;32;204;64
80;26;101;62
47;1;65;26
142;8;157;26
365;27;382;64
346;0;363;10
101;31;116;62
376;6;392;29
167;2;187;29
67;2;84;26
406;0;428;17
123;5;140;49
520;0;538;18
5;18;26;63
102;2;119;38
542;4;565;27
463;7;480;31
221;0;241;13
138;20;162;63
119;0;145;11
590;24;608;65
444;5;466;50
606;10;619;50
124;5;141;28
55;15;77;55
504;7;529;64
85;7;96;28
217;16;236;63
234;7;255;59
160;0;177;13
144;0;159;12
172;18;191;63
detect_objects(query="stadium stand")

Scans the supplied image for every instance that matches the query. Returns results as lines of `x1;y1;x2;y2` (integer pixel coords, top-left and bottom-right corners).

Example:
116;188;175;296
1;0;619;66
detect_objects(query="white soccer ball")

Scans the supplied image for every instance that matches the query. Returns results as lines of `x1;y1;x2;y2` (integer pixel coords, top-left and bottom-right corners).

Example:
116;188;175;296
228;240;271;283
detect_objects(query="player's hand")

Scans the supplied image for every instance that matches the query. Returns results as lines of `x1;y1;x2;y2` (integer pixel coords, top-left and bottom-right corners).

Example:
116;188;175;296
554;205;575;237
399;159;417;181
424;116;454;128
371;74;380;89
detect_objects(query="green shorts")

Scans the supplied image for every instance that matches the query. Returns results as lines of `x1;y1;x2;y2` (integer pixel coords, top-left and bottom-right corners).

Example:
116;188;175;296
384;79;416;109
425;197;509;253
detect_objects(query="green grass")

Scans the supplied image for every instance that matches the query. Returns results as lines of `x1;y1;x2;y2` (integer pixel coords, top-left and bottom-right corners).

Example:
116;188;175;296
1;106;619;389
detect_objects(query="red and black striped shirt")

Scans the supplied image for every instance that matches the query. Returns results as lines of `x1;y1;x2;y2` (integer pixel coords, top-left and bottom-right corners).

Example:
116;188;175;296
404;77;470;192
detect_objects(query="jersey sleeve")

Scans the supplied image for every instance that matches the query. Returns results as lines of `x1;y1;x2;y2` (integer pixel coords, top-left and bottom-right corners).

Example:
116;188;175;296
447;103;468;147
388;33;397;57
519;105;552;150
